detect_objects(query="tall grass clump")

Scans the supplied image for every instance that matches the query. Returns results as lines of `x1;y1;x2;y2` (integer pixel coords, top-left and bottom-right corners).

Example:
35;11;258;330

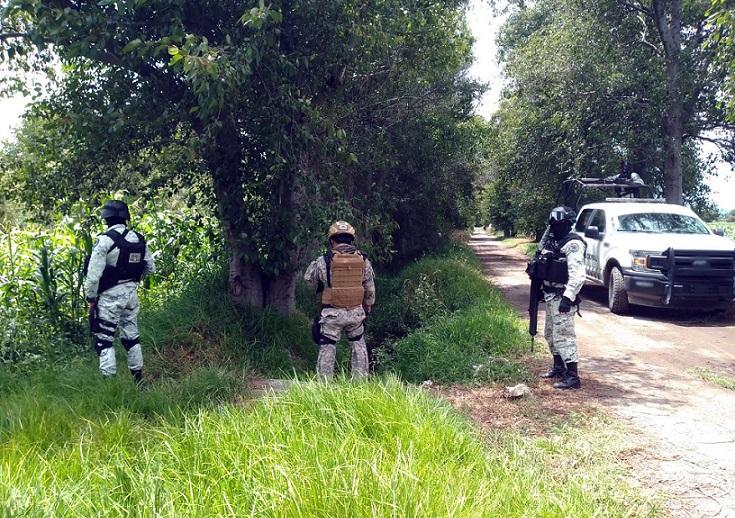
0;375;655;517
371;244;530;383
141;270;317;378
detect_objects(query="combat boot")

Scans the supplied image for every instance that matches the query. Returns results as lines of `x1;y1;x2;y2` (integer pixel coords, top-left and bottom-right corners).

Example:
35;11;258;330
540;354;565;379
130;369;144;389
553;362;581;390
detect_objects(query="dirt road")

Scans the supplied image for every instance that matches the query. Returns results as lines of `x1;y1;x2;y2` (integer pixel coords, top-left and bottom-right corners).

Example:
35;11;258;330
470;229;735;518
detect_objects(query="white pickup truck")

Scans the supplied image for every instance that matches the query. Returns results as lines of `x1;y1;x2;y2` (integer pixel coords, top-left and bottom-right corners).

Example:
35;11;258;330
572;200;735;314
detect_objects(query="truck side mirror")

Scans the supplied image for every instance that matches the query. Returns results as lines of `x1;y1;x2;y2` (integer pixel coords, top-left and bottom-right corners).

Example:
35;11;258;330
714;228;725;237
584;226;601;240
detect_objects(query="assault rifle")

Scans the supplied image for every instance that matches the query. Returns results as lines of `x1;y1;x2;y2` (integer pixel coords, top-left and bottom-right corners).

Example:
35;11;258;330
88;303;98;350
525;252;544;352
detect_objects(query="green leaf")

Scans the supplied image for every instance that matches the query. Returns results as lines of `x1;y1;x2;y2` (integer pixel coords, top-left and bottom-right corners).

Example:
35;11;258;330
121;39;142;54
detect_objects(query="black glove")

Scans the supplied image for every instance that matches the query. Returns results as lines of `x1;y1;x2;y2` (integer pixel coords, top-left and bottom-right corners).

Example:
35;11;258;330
88;304;99;333
558;296;573;314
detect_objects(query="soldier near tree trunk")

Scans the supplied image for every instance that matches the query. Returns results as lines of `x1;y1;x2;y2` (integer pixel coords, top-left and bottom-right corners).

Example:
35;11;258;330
532;206;586;390
84;200;155;387
304;221;376;379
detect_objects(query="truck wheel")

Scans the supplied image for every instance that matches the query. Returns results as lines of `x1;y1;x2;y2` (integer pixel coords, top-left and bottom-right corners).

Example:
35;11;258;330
608;267;630;314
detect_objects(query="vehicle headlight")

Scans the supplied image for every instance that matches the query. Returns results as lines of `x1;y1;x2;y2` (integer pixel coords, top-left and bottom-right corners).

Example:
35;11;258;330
629;250;660;272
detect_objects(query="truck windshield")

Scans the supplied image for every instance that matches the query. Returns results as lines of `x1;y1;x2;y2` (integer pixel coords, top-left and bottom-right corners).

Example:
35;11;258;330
618;213;710;234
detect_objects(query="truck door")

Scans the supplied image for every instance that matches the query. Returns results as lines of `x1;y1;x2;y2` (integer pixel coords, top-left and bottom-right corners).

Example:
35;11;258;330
574;209;595;279
584;209;607;282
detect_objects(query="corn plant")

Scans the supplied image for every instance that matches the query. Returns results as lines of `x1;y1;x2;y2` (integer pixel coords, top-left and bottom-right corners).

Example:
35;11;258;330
0;196;223;364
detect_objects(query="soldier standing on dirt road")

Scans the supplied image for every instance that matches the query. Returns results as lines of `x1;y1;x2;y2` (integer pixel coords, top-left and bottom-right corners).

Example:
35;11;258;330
538;206;586;389
304;221;376;379
85;200;155;387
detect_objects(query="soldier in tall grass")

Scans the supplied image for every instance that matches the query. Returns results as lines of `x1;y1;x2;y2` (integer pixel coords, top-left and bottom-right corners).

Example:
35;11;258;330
304;221;375;379
85;201;155;386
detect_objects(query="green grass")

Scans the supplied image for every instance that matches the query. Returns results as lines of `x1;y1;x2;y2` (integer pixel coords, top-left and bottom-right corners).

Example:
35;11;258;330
488;234;538;257
141;270;317;378
370;244;530;383
691;366;735;390
0;366;657;517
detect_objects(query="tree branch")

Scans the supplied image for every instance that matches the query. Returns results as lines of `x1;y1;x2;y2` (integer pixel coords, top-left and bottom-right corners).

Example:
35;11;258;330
617;0;652;18
0;32;31;41
640;32;662;56
651;0;675;58
688;133;734;154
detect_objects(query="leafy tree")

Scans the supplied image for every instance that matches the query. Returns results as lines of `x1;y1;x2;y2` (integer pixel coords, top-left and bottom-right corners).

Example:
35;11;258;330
709;0;735;124
616;0;734;203
0;0;480;313
482;0;730;236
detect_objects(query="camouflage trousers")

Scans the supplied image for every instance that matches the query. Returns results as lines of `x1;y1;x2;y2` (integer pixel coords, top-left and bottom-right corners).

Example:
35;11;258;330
317;306;369;379
543;293;578;364
93;282;143;377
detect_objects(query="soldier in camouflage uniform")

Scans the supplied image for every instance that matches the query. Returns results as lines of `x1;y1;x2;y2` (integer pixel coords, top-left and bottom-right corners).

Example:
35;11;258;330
85;200;155;385
539;206;586;390
304;221;376;379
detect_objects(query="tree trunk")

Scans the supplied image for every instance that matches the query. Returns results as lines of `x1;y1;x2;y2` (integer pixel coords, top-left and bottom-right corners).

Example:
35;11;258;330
653;0;685;205
261;165;308;315
202;120;307;315
264;271;298;315
662;107;684;204
204;115;268;306
226;242;264;307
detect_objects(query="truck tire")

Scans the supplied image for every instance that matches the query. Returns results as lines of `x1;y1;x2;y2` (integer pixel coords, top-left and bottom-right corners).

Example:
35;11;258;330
608;267;630;314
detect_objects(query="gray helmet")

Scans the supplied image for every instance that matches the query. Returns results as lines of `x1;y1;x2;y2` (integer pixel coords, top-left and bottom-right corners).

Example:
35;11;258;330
549;206;576;224
100;200;130;221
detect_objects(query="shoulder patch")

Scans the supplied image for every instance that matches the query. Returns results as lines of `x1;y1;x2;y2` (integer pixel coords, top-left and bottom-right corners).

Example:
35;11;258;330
566;242;581;254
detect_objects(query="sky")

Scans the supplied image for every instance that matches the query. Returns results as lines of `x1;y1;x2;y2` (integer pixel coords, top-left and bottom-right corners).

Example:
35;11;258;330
1;1;733;209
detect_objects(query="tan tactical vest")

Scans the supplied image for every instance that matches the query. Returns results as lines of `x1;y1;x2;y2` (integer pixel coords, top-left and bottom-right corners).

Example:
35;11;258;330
321;251;365;308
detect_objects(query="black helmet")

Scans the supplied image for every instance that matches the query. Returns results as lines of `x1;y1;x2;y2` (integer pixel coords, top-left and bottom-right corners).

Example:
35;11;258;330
549;206;576;224
101;200;130;221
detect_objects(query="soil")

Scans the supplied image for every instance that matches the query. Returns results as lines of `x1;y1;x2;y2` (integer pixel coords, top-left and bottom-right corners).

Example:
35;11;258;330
465;229;735;518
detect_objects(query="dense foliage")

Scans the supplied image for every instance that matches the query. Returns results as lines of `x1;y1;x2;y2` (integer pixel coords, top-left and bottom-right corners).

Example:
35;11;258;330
0;0;482;313
709;0;735;122
479;0;733;237
0;198;221;364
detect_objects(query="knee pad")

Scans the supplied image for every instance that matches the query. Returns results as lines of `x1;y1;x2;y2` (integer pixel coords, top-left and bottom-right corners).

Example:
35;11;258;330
318;336;337;346
94;338;114;356
121;337;140;352
347;332;364;343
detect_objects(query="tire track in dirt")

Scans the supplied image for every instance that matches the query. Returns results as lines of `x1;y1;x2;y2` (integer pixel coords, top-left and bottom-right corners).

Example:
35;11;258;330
470;229;735;518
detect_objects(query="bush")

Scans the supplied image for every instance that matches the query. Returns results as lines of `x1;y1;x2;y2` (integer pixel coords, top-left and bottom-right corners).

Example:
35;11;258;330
142;270;317;378
370;244;530;383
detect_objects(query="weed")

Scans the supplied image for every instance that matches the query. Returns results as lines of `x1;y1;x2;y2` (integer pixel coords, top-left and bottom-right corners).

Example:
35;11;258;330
690;367;735;390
